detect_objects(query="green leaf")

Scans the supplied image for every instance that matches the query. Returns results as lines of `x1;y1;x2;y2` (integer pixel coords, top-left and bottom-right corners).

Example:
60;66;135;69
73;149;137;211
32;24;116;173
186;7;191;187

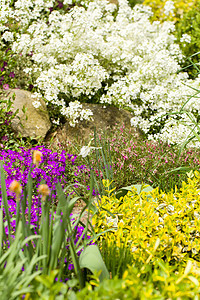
79;245;109;282
165;166;192;175
0;161;11;243
115;184;154;199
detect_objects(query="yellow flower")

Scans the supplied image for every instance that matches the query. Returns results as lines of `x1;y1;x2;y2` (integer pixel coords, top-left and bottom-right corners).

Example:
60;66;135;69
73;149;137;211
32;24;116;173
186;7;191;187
9;180;22;201
32;150;42;167
38;184;50;201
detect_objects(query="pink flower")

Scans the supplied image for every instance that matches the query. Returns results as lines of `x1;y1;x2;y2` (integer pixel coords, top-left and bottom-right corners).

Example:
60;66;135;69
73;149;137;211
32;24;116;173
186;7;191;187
3;83;9;90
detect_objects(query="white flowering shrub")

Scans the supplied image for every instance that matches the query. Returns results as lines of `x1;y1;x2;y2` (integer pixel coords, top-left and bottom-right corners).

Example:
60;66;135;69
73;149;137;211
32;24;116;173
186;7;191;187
1;0;200;144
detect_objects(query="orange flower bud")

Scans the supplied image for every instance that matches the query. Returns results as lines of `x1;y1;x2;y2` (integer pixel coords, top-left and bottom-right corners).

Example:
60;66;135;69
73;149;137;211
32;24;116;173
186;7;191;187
38;184;50;201
33;150;42;167
9;180;22;201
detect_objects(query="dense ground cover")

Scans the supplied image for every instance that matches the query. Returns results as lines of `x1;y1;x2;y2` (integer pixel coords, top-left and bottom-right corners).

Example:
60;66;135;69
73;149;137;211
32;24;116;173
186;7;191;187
66;124;200;193
1;0;200;299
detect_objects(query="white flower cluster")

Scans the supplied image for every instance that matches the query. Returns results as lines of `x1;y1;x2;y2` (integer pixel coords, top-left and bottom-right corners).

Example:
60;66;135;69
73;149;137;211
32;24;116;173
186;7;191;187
1;30;14;42
180;33;192;47
156;110;200;148
180;33;191;44
60;101;93;127
1;0;200;145
163;0;175;16
32;100;41;109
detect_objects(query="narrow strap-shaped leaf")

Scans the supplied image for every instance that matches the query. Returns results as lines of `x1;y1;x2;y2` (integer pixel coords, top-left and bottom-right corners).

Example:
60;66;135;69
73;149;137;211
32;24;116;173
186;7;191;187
27;164;33;226
0;209;4;257
0;162;11;244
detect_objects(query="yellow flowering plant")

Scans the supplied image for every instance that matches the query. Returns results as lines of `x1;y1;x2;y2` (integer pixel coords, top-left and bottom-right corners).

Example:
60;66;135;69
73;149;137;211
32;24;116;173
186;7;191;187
143;0;197;23
93;173;200;278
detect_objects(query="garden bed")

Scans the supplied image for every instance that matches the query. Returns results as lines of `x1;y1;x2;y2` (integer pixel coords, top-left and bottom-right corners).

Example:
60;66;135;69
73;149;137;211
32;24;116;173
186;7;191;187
1;0;200;299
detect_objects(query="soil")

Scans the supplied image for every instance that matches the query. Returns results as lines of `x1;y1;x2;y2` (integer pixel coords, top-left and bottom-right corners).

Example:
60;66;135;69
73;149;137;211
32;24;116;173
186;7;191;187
72;199;93;228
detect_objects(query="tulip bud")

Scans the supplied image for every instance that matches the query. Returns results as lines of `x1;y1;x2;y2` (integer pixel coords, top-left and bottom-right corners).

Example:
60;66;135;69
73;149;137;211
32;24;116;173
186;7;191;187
33;150;42;167
38;184;50;201
9;180;22;201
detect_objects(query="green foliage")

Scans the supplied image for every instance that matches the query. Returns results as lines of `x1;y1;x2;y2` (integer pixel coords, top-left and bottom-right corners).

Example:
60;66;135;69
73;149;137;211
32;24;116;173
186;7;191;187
26;270;69;299
128;0;143;8
76;259;200;299
69;124;200;194
175;2;200;78
0;91;19;147
79;245;109;282
167;86;200;155
99;238;134;279
0;220;43;300
115;183;154;199
0;48;18;89
70;129;114;199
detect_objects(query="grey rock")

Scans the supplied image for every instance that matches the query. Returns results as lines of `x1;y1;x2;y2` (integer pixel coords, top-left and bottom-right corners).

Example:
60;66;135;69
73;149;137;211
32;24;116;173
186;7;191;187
45;103;138;146
2;89;51;139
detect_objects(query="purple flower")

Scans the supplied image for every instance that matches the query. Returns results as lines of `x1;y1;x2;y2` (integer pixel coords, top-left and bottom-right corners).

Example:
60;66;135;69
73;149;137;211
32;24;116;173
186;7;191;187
1;136;8;141
0;76;4;84
0;146;80;231
28;84;34;91
57;1;64;9
9;72;15;78
4;120;10;126
6;111;13;116
68;263;74;271
0;145;94;276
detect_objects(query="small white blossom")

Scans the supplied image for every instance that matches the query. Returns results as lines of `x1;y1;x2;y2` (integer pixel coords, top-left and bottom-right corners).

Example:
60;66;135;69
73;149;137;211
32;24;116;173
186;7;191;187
79;140;102;158
180;34;191;44
79;146;95;158
164;1;175;16
2;31;14;42
32;100;41;109
52;118;60;125
106;215;118;228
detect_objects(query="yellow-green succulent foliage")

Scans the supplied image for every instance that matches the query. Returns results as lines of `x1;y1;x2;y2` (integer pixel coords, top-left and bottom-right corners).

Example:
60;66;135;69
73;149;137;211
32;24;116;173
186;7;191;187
142;0;197;23
93;172;200;272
